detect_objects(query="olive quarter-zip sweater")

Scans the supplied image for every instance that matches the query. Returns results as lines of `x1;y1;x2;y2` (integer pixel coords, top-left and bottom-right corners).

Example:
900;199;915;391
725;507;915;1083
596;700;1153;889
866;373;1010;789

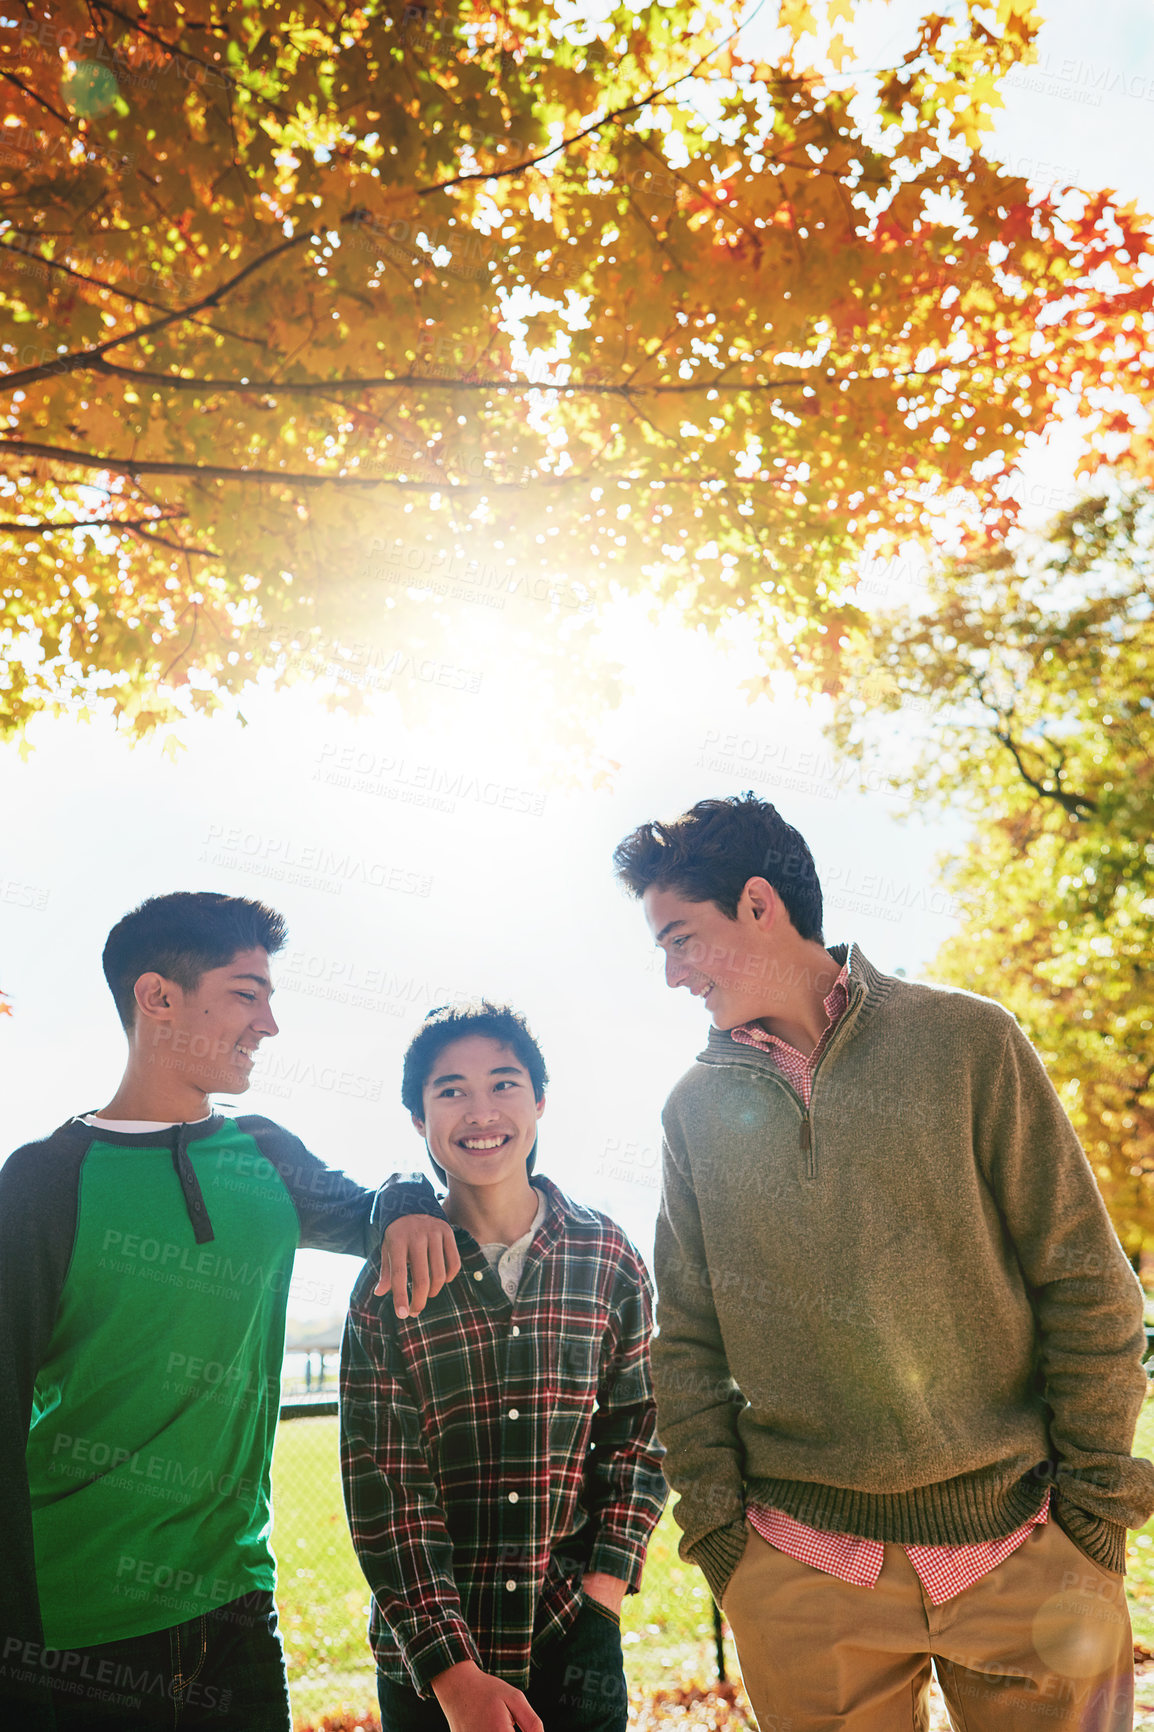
653;944;1154;1603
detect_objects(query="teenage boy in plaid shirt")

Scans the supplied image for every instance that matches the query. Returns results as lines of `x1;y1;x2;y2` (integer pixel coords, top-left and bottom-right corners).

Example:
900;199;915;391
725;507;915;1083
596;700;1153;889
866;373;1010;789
340;1002;666;1732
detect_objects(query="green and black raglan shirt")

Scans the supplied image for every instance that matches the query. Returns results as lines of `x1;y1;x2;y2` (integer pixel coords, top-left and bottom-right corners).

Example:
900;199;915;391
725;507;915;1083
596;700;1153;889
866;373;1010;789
0;1112;435;1659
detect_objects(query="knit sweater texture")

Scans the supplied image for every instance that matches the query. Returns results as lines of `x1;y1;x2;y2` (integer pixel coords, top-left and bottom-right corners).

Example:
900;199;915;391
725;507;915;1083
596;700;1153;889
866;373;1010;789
653;945;1154;1602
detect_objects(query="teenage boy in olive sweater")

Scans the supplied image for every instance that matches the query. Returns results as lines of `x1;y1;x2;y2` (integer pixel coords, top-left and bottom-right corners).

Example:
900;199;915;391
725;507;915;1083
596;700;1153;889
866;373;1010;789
613;793;1154;1732
341;1002;666;1732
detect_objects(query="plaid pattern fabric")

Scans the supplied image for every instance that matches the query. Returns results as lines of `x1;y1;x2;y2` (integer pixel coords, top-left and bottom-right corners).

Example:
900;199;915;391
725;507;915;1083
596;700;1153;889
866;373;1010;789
733;969;1049;1602
340;1176;666;1694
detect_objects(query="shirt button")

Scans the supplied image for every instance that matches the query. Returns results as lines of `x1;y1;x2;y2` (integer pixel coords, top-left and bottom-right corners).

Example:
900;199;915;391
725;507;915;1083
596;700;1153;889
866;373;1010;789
508;1408;519;1420
511;1326;520;1337
508;1491;519;1503
505;1579;517;1592
473;1270;484;1282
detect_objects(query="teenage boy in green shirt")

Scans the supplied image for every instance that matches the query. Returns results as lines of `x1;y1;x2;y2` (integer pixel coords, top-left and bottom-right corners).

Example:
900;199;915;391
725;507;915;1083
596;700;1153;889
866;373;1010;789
341;1001;666;1732
0;891;454;1729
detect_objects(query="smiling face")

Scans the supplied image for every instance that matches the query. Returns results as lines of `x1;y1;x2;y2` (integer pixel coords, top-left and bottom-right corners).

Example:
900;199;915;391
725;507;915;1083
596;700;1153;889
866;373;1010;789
145;945;280;1095
643;881;782;1030
413;1034;545;1196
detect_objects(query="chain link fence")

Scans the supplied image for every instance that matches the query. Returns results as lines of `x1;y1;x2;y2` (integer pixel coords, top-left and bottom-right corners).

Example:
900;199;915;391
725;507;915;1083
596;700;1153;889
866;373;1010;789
273;1386;379;1726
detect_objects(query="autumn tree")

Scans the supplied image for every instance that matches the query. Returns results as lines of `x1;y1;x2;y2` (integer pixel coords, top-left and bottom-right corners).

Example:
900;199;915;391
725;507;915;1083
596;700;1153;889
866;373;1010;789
3;0;1153;737
832;484;1154;1253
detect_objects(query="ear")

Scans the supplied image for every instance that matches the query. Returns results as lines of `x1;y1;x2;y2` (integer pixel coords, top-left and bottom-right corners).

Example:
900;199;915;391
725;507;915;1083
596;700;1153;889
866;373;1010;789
740;876;780;924
133;971;179;1024
535;1095;546;1122
410;1112;426;1136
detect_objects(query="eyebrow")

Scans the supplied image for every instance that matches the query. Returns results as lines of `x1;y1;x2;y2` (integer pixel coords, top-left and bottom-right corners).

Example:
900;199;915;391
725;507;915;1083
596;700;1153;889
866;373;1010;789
232;972;274;994
430;1065;525;1087
655;919;688;945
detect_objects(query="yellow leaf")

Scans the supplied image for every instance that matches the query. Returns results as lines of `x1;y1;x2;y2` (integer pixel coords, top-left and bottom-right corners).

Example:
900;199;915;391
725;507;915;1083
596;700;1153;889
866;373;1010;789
779;0;818;38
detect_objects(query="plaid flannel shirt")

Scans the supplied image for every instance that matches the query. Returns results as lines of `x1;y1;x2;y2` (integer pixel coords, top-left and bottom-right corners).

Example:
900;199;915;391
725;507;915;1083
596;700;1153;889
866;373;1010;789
340;1175;667;1694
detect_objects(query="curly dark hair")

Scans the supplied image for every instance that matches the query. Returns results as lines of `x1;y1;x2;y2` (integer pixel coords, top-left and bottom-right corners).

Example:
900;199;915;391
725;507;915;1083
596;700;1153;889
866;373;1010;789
612;791;823;941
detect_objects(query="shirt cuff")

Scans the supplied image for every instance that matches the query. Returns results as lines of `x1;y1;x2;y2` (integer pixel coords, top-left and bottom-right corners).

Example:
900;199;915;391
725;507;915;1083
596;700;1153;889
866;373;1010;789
686;1518;749;1605
585;1534;648;1592
401;1617;484;1696
370;1175;447;1233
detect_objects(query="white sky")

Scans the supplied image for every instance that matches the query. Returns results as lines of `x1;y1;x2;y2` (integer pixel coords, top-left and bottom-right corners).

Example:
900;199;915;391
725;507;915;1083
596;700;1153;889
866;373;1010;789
2;0;1152;1317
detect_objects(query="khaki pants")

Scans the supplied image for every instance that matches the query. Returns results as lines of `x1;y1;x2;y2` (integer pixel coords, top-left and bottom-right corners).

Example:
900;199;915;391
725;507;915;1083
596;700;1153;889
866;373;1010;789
721;1521;1134;1731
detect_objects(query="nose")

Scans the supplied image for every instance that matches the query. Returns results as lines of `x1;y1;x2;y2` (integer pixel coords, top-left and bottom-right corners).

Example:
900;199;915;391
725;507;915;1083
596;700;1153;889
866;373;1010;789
665;951;692;990
255;1001;279;1038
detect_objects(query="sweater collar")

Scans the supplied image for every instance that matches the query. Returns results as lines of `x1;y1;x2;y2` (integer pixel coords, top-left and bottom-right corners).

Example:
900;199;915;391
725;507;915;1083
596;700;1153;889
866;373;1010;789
697;941;894;1066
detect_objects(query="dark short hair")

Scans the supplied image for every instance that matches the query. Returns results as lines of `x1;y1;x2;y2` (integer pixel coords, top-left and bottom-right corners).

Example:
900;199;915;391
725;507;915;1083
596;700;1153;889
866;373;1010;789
401;1001;549;1184
612;791;824;941
102;892;287;1030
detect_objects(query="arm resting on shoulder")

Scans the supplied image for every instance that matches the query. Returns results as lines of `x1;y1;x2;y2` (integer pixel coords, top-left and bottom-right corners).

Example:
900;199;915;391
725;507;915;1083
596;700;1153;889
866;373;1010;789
241;1120;457;1308
371;1176;459;1314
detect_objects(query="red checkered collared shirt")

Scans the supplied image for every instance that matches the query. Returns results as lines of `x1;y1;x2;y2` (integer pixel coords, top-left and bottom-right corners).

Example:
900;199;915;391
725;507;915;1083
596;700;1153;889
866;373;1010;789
730;961;851;1109
746;1493;1051;1605
731;960;1049;1604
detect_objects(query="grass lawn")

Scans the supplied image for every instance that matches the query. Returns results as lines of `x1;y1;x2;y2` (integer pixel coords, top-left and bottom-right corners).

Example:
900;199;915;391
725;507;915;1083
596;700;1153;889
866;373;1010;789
270;1416;376;1725
273;1396;1154;1728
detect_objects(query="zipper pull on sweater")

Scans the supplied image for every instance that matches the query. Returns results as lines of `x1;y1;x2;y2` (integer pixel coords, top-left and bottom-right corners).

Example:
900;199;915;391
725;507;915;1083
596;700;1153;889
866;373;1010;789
799;1114;814;1178
171;1122;215;1244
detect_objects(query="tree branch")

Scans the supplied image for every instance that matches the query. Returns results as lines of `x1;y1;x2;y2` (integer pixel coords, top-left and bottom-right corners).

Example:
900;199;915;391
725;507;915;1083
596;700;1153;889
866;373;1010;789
991;725;1097;819
0;68;75;130
88;0;296;117
1;512;173;531
0;226;318;392
0;436;735;492
83;356;814;397
1;243;264;346
0;437;530;490
0;509;220;556
0;241;178;314
418;0;772;194
126;523;224;556
11;348;963;403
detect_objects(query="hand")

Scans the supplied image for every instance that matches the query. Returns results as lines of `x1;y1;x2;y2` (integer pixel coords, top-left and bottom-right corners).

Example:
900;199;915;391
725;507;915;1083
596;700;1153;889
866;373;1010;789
375;1214;461;1315
581;1570;627;1616
431;1660;543;1732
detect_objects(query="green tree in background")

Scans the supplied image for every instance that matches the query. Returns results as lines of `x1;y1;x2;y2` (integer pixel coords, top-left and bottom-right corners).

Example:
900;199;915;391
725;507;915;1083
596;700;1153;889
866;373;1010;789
834;485;1154;1253
4;0;1154;735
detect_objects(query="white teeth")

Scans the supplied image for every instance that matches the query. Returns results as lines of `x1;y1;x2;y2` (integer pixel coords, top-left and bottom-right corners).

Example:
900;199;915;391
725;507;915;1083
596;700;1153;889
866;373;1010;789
462;1136;506;1150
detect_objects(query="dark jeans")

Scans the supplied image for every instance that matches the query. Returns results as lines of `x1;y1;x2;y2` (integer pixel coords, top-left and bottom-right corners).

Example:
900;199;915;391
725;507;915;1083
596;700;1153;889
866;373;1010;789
377;1598;628;1732
15;1591;291;1731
